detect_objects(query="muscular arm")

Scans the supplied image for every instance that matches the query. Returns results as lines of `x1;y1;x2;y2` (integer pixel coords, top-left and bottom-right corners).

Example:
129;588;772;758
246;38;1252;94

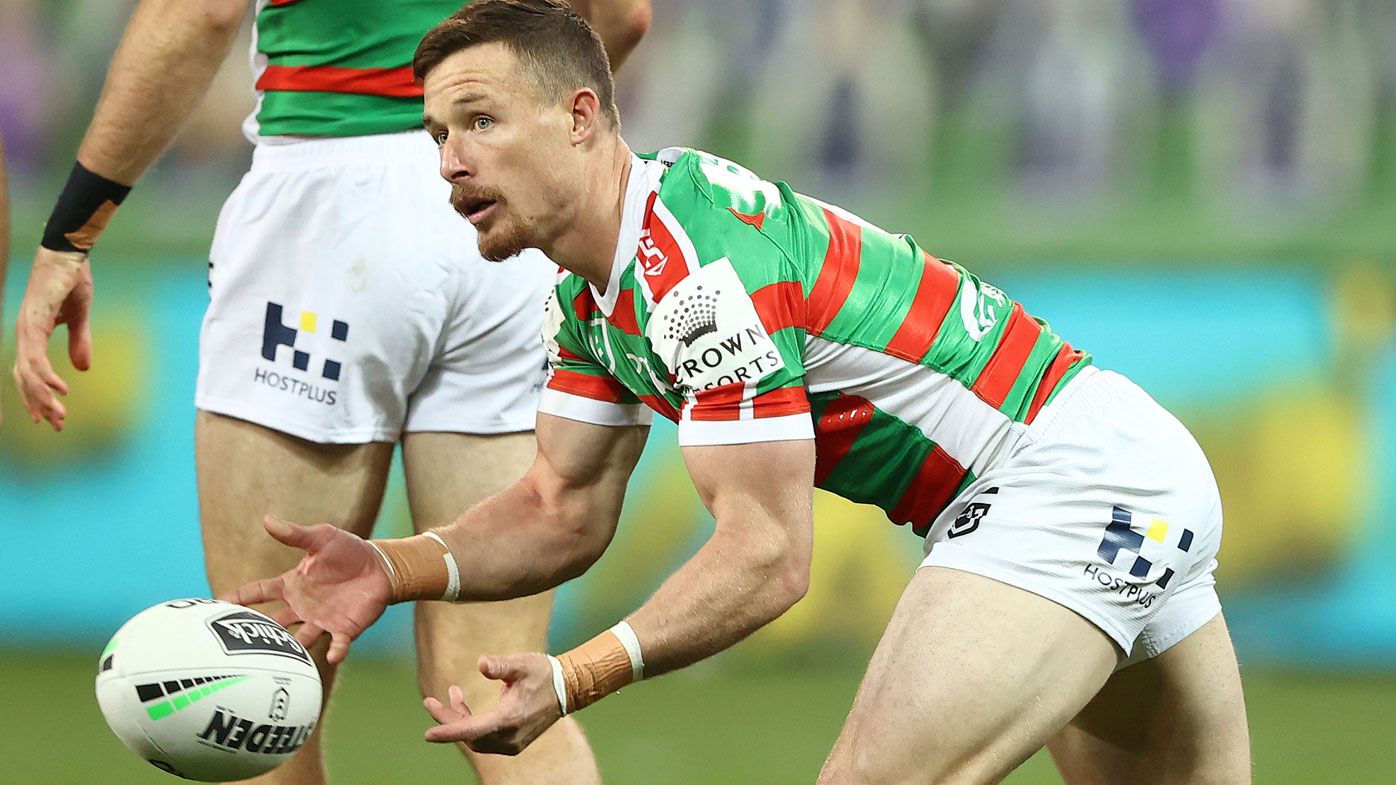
416;437;816;751
570;0;651;71
626;439;814;676
11;0;248;430
398;413;649;601
77;0;248;183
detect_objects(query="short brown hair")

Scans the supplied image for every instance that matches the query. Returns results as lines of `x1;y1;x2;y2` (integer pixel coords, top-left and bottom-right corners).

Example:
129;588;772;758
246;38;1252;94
414;0;619;126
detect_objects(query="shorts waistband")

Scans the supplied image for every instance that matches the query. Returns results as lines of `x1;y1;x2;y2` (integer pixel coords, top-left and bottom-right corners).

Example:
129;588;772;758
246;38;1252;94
251;130;435;170
1025;365;1112;442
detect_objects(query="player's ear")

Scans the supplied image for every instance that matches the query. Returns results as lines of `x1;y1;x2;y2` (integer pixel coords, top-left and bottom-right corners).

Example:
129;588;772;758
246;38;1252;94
568;87;603;145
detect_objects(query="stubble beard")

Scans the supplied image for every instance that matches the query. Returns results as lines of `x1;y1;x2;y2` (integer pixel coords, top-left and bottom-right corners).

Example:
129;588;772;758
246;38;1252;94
477;221;532;262
451;184;531;262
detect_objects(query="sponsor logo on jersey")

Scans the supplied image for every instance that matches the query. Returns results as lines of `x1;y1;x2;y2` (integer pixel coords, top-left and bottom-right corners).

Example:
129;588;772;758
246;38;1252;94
197;709;316;756
207;610;313;665
650;259;785;393
257;302;347;402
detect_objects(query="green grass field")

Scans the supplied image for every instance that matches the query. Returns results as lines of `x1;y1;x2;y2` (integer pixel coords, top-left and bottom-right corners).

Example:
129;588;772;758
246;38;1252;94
7;650;1393;784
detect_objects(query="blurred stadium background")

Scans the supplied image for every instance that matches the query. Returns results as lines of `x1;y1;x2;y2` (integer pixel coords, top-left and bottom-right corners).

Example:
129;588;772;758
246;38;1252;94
3;0;1395;782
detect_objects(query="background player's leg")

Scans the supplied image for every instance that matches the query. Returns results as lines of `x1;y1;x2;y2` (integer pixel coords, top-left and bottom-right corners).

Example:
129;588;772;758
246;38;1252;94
817;567;1119;785
1047;613;1251;785
403;431;601;785
197;411;395;785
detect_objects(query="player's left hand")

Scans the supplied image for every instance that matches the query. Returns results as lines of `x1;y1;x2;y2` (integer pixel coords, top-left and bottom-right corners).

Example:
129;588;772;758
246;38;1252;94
12;248;94;430
422;654;562;755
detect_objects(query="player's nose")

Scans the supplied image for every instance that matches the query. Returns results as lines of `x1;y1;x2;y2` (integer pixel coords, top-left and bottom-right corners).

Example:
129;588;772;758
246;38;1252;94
438;140;474;182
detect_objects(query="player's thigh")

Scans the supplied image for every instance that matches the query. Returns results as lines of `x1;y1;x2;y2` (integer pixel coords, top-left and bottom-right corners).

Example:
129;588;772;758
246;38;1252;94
198;134;467;449
401;431;553;702
1048;613;1251;785
818;566;1119;785
195;410;394;592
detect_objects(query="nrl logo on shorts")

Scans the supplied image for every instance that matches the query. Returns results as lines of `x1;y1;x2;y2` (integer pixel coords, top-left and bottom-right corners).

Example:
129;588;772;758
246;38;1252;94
207;611;312;665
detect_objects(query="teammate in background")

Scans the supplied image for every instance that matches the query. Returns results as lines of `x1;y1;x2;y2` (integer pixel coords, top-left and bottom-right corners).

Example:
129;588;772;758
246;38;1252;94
1;130;9;425
231;2;1254;783
11;1;648;783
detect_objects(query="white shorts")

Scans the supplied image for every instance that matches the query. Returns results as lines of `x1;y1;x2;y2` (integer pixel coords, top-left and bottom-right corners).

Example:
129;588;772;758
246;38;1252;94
920;368;1224;663
196;131;553;443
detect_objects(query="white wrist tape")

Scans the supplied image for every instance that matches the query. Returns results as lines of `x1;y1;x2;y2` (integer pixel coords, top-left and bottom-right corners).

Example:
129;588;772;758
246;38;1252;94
610;620;645;681
367;541;397;581
422;531;460;602
547;654;570;715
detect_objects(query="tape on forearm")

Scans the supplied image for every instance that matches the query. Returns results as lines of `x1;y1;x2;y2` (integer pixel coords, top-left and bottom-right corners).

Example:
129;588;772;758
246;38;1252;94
554;621;645;714
41;162;132;253
367;531;460;602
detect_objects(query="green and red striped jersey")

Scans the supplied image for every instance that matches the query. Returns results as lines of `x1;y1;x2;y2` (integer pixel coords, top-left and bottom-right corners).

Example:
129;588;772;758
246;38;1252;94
245;0;461;140
539;148;1091;535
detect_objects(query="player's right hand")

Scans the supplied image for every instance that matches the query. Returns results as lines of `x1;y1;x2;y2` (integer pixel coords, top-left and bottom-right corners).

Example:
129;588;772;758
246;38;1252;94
12;247;94;430
223;515;393;665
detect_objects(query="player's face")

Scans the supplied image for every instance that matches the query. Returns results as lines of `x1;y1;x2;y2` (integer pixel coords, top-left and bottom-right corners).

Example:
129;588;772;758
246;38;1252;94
423;44;580;261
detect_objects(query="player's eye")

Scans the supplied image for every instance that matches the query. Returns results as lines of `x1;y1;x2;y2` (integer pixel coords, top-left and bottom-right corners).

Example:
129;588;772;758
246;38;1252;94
473;115;493;131
432;129;448;145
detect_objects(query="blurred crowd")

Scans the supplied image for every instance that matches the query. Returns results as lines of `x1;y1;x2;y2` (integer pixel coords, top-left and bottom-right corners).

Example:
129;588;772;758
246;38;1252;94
2;0;1393;232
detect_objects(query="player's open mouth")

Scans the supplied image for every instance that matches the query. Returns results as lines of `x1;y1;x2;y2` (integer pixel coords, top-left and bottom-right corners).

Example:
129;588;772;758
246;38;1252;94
463;199;498;225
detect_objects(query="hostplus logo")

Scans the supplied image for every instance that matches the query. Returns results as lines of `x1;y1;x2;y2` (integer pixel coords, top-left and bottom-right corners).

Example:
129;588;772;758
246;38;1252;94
255;302;347;406
1082;506;1195;609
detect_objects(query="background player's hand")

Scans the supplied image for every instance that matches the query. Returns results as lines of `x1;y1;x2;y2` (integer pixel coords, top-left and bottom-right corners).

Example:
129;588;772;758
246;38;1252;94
12;247;94;430
422;654;562;755
223;515;392;664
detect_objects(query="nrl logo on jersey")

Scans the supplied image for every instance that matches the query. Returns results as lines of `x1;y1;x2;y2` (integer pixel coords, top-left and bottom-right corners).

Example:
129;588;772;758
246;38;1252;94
650;258;785;392
638;227;668;276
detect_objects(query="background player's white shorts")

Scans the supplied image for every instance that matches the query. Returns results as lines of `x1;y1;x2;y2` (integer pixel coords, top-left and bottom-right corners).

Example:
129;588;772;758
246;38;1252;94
196;131;553;443
920;368;1224;664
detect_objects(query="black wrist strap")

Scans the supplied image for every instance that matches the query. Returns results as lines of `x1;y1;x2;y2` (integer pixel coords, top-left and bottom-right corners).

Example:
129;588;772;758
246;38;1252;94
41;162;132;253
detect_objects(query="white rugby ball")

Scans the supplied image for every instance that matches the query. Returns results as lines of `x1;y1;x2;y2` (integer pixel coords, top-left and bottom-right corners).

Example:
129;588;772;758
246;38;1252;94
95;598;322;781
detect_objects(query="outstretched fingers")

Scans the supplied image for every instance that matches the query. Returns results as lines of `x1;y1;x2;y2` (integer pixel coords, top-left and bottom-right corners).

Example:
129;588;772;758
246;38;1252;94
220;574;287;607
423;685;484;744
266;605;302;629
294;622;325;652
326;630;353;665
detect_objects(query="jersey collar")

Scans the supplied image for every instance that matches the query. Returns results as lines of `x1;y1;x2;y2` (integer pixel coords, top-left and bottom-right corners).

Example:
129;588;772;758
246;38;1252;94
593;153;666;317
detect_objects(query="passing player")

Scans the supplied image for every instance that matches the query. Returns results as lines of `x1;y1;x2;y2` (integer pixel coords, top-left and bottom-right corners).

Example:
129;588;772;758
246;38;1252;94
11;1;648;783
230;1;1252;782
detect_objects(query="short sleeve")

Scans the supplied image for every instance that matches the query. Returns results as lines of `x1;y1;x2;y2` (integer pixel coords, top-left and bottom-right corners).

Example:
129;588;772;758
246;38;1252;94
646;257;812;446
538;288;652;427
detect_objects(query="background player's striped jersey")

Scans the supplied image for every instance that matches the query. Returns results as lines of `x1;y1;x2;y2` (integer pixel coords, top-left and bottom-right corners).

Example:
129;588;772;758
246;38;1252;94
245;0;463;140
540;148;1091;535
